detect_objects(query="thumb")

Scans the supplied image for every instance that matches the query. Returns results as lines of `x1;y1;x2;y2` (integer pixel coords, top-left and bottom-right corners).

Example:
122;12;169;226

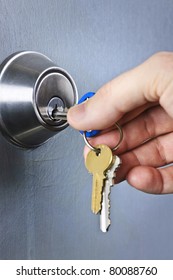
67;52;173;131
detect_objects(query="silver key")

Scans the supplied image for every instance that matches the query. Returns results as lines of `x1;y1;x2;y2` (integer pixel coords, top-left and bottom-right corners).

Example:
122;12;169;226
100;155;121;232
52;106;68;120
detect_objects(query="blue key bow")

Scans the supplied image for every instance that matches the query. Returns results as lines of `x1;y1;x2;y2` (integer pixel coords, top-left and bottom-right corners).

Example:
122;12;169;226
78;92;101;138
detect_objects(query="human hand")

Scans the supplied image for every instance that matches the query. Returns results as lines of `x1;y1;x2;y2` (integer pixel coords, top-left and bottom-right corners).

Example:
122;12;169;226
68;52;173;194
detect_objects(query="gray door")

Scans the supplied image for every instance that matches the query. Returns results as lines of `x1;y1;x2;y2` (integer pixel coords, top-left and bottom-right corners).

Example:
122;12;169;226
0;0;173;260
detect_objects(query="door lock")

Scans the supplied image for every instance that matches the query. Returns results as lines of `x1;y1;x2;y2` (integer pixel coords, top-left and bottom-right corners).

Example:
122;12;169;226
0;51;78;148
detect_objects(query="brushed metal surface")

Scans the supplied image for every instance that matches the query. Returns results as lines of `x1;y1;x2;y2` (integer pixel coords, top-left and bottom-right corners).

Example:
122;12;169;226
0;51;78;148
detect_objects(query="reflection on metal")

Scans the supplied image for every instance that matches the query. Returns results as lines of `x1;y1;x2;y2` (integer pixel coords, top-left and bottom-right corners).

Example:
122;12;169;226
0;51;78;148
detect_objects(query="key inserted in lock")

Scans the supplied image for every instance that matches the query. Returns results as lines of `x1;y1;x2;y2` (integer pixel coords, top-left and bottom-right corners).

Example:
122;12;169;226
51;92;101;138
47;97;65;121
51;105;68;121
0;51;78;148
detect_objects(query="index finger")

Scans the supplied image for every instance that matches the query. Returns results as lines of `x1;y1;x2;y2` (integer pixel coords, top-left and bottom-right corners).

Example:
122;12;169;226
67;52;173;131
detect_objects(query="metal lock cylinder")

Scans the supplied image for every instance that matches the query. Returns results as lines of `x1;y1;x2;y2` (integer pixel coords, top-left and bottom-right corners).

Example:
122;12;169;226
0;51;78;148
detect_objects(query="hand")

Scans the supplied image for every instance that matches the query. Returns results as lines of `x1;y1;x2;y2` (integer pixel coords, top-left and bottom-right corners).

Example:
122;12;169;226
68;52;173;194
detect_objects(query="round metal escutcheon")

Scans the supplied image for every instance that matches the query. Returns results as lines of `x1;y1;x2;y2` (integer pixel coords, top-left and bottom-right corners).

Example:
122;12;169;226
0;51;78;148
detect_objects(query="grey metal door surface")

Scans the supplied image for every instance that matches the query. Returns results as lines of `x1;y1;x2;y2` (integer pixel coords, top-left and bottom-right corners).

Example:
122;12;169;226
0;0;173;260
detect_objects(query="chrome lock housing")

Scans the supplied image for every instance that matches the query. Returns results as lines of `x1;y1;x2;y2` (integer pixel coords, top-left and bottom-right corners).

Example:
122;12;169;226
0;51;78;148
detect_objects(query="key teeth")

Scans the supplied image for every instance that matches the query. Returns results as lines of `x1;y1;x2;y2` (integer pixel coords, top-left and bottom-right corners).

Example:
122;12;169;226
100;156;122;232
107;158;121;228
107;187;111;230
112;159;122;185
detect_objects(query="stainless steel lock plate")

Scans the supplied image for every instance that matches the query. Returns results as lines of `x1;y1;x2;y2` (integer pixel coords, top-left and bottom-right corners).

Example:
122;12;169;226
0;51;78;148
35;70;76;128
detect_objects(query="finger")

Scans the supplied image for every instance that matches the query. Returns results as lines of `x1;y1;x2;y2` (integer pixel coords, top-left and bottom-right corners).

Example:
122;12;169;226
84;130;173;186
120;105;173;153
68;52;173;130
83;106;173;156
68;68;147;130
126;165;173;194
115;132;173;182
119;102;158;125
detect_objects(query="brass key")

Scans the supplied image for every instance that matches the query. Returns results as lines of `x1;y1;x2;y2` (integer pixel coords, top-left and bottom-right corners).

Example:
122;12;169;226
85;144;113;214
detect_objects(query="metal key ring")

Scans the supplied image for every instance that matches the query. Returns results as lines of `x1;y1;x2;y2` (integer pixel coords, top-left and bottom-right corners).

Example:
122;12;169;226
83;122;123;153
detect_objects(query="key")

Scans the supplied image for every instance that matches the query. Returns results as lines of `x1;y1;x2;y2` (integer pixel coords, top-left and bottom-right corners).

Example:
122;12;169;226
51;92;101;138
100;155;121;232
52;106;68;120
85;144;113;214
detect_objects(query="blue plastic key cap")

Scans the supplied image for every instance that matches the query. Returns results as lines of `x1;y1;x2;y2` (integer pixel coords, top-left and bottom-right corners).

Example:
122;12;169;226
78;92;101;137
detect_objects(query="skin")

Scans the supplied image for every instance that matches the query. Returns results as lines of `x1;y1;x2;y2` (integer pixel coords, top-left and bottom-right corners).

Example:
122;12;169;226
67;52;173;194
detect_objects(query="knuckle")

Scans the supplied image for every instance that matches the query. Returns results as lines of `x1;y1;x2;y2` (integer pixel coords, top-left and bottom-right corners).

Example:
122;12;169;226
151;51;173;70
145;52;173;100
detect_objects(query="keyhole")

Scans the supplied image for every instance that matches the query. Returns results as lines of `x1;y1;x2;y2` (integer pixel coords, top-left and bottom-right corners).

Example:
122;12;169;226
51;104;58;119
47;97;65;121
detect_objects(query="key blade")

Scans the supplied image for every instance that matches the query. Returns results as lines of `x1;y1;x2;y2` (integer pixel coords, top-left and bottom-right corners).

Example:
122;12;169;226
91;173;105;214
52;106;68;120
100;155;122;232
100;181;111;232
107;156;121;185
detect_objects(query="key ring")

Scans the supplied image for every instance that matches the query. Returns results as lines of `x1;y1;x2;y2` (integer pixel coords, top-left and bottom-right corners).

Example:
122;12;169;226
83;122;123;153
